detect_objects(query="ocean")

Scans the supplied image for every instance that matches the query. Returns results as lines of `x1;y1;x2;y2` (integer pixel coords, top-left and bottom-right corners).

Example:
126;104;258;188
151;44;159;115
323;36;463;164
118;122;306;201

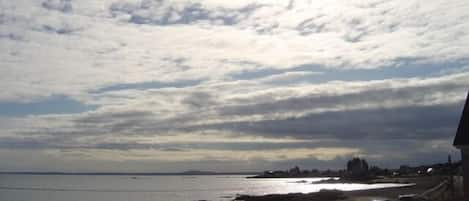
0;174;411;201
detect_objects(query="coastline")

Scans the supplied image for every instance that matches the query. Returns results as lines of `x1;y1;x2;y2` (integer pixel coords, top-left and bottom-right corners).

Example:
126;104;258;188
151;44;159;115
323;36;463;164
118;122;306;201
233;176;448;201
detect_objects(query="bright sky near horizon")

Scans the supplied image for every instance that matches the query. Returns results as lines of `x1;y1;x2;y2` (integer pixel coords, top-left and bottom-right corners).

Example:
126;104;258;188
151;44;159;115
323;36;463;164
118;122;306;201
0;0;468;172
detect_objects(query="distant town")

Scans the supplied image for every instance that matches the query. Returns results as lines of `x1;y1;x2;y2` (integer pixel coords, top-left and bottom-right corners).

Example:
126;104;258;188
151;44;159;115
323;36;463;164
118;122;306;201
250;156;462;180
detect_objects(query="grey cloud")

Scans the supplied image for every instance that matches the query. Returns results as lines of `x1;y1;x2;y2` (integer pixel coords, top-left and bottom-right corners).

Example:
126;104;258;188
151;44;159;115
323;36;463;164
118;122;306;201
0;134;182;151
0;14;28;42
27;74;469;142
0;137;52;149
342;17;368;42
42;0;73;13
100;0;379;40
181;91;217;109
5;1;81;35
74;110;153;124
108;0;286;34
93;79;202;93
92;142;185;151
0;32;25;41
220;77;468;117
0;135;78;149
109;0;262;26
203;103;463;140
72;110;158;135
70;109;193;136
296;17;327;36
39;23;79;34
31;15;85;35
0;133;458;171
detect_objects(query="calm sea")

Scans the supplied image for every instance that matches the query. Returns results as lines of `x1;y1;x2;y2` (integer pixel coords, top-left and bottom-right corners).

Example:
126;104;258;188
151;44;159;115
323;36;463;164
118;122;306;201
0;174;411;201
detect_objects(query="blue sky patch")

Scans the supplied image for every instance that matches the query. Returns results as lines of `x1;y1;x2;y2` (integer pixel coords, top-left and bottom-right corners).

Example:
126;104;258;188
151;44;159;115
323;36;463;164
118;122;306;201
0;95;95;117
230;58;469;84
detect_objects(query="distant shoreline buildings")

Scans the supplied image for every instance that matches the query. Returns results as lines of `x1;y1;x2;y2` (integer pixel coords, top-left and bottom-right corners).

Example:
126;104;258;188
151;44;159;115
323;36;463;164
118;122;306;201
249;157;459;179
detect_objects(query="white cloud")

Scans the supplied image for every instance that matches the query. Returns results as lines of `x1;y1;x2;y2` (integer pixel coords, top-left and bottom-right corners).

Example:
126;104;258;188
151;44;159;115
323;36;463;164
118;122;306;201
0;0;468;171
1;0;468;103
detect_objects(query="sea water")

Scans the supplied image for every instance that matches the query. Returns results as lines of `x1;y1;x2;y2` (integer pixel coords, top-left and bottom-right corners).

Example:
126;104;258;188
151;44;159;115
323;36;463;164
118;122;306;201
0;174;411;201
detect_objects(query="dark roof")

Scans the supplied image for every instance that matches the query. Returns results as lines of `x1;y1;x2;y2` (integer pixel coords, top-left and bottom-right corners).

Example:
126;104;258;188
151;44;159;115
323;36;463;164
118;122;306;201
454;91;469;147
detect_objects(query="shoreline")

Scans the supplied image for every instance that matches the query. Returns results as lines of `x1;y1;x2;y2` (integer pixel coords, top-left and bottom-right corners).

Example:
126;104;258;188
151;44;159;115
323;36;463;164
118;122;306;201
233;176;448;201
311;177;414;185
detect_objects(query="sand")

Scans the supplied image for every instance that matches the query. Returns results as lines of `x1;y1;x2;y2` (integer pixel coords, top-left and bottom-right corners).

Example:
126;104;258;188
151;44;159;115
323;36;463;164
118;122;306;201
233;176;461;201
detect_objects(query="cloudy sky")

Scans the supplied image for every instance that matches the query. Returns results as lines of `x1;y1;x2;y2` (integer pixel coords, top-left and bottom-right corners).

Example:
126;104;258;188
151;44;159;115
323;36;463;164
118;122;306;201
0;0;468;172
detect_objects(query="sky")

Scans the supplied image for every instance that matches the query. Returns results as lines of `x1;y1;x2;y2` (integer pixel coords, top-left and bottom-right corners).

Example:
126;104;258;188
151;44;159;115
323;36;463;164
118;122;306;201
0;0;468;172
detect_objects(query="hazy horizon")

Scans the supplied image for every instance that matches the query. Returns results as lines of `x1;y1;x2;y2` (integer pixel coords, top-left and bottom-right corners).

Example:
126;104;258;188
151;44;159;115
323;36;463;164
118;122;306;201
1;0;469;172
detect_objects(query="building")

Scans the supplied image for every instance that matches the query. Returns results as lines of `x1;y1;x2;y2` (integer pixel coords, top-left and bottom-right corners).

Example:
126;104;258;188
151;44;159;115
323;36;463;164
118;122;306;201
454;91;469;200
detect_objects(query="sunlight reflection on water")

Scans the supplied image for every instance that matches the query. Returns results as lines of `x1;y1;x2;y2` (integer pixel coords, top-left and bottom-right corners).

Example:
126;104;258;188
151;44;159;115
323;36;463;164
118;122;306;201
0;175;413;201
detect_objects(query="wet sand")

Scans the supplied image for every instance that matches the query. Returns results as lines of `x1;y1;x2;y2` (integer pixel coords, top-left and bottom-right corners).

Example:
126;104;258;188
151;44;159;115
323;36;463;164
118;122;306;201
234;176;450;201
343;176;445;201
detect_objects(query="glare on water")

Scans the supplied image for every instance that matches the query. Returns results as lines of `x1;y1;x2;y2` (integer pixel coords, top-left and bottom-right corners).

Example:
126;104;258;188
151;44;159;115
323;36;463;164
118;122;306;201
0;175;412;201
